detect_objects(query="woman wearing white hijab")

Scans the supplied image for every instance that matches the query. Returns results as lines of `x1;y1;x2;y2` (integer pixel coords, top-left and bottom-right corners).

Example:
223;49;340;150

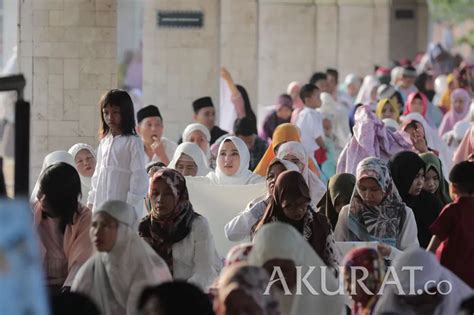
374;248;473;315
68;143;97;204
401;112;453;176
71;200;171;315
168;142;210;176
249;222;345;315
182;123;212;166
276;141;326;205
355;75;380;109
320;92;351;147
206;136;263;185
30;151;76;204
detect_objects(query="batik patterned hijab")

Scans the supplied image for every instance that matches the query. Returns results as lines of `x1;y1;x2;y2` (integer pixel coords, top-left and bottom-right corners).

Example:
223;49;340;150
147;168;198;273
348;157;406;247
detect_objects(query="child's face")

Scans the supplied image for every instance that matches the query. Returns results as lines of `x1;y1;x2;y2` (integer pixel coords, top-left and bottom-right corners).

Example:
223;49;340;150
410;97;424;114
74;149;96;178
423;168;439;194
194;107;215;130
90;212;118;252
137;116;163;144
305;90;321;108
103;104;122;135
381;102;396;120
453;97;465;114
323;118;332;137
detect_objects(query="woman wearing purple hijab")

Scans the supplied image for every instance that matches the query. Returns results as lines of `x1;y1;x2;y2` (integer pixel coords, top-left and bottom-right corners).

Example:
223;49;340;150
260;94;293;141
438;88;471;137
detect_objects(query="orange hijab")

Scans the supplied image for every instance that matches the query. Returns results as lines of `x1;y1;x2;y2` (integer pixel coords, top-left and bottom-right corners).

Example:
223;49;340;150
254;123;320;176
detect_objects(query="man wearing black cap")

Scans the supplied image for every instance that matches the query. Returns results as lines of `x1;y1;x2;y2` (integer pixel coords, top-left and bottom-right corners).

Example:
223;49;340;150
136;105;177;166
190;96;228;145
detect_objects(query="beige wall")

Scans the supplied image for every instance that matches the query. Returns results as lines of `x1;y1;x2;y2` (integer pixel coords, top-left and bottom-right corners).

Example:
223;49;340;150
142;0;219;140
18;0;118;189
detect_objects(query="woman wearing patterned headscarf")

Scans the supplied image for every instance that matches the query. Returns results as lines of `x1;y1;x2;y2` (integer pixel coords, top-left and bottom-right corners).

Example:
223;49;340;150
334;157;419;260
343;247;386;315
214;263;280;315
254;170;340;271
138;168;222;290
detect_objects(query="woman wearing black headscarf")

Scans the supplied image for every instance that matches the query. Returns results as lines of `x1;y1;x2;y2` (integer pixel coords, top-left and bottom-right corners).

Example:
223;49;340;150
389;151;443;248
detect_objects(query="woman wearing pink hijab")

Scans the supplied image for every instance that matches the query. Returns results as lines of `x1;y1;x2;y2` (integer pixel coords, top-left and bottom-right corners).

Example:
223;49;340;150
439;89;471;136
403;92;429;118
453;126;474;164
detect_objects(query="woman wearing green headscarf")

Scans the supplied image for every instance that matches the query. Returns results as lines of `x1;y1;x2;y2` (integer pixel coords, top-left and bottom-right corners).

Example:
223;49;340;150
420;152;452;206
317;173;356;229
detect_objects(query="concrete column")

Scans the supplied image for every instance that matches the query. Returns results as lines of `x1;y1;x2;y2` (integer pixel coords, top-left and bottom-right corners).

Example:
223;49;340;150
142;0;219;139
314;0;338;71
18;0;118;190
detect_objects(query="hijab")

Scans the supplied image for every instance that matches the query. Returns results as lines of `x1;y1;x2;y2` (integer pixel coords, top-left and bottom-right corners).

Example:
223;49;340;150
319;173;356;229
343;247;386;314
207;136;263;185
71;200;172;315
248;222;345;315
224;243;254;267
30;151;76;204
182;123;212;163
276;141;326;205
453;125;474;164
337;105;413;175
403;92;428;117
140;168;198;274
389;151;443;248
348;157;406;248
420;152;452;205
376;98;400;121
355;75;380;107
439;88;471;136
401;112;453;176
374;248;473;315
68;143;96;191
168;142;210;176
217;263;280;315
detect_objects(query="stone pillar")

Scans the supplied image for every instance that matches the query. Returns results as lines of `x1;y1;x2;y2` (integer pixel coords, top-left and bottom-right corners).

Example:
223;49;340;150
142;0;219;139
314;0;338;71
18;0;118;190
336;0;376;77
257;0;316;124
220;0;258;110
373;0;391;69
416;0;429;53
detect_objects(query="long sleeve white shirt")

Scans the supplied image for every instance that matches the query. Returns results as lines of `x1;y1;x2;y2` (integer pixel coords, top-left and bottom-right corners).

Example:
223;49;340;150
295;106;324;155
87;134;148;220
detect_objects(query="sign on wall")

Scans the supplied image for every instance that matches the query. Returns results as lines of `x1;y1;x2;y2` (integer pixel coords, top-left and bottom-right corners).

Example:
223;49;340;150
157;11;204;28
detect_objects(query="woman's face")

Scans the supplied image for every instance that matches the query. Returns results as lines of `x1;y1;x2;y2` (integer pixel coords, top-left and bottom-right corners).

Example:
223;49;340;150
74;149;96;178
263;258;297;291
381;102;396;120
281;196;309;221
218;141;241;176
423;168;439;194
410;97;424;114
175;154;198;177
408;168;425;196
453;97;465;114
149;178;177;217
357;177;385;207
266;163;287;194
90;212;118;252
276;106;292;120
188;130;208;153
217;289;262;315
283;154;304;173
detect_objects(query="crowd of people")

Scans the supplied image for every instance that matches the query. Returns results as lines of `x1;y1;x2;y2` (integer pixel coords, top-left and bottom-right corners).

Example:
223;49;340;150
25;52;474;315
